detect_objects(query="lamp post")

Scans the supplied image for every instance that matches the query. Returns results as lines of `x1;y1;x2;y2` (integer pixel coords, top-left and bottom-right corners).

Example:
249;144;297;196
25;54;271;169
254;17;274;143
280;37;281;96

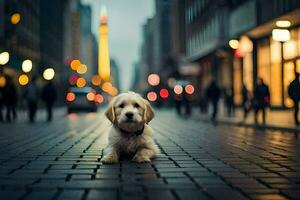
272;28;290;106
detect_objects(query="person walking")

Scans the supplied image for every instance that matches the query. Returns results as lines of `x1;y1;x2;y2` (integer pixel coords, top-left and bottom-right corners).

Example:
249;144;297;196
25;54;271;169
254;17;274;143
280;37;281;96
288;72;300;126
24;76;40;123
41;81;57;122
242;84;251;119
206;79;221;121
224;87;234;117
3;75;18;122
253;78;270;125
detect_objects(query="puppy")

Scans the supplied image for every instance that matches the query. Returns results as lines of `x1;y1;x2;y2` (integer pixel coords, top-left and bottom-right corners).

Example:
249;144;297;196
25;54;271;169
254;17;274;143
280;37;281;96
101;92;159;164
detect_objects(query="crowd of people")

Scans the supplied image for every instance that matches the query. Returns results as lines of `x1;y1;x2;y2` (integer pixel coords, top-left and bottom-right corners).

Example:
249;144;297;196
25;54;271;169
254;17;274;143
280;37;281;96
175;72;300;127
0;75;57;123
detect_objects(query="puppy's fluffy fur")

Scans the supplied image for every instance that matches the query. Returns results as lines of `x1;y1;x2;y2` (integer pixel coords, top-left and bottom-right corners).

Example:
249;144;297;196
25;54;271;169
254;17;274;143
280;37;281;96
101;92;159;164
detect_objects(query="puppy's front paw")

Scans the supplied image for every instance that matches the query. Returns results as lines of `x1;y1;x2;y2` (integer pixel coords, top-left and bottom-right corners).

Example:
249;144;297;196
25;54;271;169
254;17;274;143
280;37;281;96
101;155;118;164
132;155;151;163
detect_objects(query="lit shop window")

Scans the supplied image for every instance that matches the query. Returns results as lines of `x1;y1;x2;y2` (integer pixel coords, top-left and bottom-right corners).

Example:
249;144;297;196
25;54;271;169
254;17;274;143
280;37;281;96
270;38;282;106
283;62;295;108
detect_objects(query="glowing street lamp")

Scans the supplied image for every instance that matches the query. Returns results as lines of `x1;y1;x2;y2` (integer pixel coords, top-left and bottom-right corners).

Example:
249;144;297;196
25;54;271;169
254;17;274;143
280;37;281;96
43;68;55;80
98;6;111;82
276;20;291;28
0;52;10;65
229;39;239;49
22;59;32;73
18;74;29;86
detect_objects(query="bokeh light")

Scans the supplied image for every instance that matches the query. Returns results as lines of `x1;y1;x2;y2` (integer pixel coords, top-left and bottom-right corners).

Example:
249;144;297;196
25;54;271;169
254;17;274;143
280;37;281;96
86;92;95;101
102;82;112;92
148;74;160;86
18;74;29;86
66;92;75;102
185;84;195;95
70;59;81;70
159;89;169;99
147;92;157;102
43;68;55;80
11;13;21;25
22;59;32;73
76;77;86;88
0;76;6;87
0;52;10;65
95;94;104;104
174;85;183;95
77;64;87;74
229;39;239;49
91;75;101;86
69;74;79;85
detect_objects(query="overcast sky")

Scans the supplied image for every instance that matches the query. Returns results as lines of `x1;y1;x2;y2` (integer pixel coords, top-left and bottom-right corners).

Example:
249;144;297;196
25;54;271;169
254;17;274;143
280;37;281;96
81;0;154;91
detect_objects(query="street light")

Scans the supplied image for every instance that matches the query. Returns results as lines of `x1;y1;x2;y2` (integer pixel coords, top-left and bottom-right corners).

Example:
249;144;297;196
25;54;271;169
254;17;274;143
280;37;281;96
11;13;21;25
22;59;32;73
276;20;291;28
229;39;239;49
0;52;10;65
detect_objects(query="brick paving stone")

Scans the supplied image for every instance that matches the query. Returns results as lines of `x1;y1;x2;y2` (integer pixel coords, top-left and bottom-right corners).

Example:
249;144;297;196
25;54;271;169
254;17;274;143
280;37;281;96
0;110;300;199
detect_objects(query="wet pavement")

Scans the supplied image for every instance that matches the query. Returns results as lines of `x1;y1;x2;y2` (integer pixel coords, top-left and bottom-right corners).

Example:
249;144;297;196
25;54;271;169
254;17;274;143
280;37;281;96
0;110;300;200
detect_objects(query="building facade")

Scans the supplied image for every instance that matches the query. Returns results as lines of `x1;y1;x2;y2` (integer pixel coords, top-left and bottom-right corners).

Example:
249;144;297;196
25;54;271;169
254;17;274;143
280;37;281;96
185;0;300;108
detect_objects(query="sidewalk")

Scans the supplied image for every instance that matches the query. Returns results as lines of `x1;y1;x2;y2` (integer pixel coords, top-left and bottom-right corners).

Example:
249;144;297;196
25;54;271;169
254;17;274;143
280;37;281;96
197;106;300;132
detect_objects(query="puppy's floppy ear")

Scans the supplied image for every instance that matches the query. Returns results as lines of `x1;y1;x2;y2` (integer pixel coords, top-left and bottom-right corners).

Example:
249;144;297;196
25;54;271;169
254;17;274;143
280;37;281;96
143;99;154;123
105;97;116;123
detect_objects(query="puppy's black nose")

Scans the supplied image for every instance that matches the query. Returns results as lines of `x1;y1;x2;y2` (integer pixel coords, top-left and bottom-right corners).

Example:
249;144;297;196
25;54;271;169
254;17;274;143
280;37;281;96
125;112;134;119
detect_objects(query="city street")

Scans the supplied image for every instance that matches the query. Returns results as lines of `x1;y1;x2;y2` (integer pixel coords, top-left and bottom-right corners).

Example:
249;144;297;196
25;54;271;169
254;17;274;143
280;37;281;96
0;109;300;200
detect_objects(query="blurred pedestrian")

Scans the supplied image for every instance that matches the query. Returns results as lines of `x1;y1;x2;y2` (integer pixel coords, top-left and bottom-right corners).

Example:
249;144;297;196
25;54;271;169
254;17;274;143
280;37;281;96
224;87;234;117
288;72;300;126
206;80;221;121
3;75;18;122
242;84;251;119
0;82;4;121
41;81;57;122
24;76;40;123
253;78;270;125
199;90;208;114
183;91;192;116
174;93;182;115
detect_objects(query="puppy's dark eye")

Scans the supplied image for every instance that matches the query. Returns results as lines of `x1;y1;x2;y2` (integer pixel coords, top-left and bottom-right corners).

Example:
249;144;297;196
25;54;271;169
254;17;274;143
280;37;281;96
133;103;140;108
119;103;125;108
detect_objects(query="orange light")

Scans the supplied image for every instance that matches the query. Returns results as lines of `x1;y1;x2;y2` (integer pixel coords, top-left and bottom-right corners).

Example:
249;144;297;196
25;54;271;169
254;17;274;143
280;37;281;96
70;59;81;70
147;92;157;102
185;84;195;95
0;76;6;87
66;92;75;102
148;74;160;86
86;92;95;101
77;64;87;74
95;94;104;104
76;77;86;88
18;74;29;86
159;89;169;99
11;13;21;25
174;85;183;95
102;82;112;92
91;75;101;86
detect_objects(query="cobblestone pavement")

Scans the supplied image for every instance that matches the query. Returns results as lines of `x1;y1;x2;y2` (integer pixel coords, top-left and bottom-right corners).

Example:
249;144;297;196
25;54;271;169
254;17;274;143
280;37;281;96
0;110;300;200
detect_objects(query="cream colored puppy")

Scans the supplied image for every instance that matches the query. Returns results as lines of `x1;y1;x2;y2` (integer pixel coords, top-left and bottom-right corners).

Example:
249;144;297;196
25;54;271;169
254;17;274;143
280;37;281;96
101;92;159;164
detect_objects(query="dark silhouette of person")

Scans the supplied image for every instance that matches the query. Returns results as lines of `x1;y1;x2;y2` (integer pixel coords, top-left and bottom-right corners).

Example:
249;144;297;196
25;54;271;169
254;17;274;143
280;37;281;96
24;76;40;123
253;78;270;125
174;93;183;115
199;90;208;114
206;80;221;121
242;84;251;119
3;75;18;122
288;72;300;126
41;81;57;122
0;80;4;121
183;91;192;116
224;87;234;117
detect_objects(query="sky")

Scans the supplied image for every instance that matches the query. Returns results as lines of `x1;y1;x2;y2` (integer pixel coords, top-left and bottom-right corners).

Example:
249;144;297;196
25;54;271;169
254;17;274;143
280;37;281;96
81;0;155;91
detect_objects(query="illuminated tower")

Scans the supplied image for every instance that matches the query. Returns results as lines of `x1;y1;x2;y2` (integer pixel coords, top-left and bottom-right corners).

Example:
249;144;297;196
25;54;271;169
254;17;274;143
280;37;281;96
98;6;110;82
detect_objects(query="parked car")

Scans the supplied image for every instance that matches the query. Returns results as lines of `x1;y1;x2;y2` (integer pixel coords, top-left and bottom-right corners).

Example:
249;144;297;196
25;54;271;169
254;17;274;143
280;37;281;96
66;87;99;113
